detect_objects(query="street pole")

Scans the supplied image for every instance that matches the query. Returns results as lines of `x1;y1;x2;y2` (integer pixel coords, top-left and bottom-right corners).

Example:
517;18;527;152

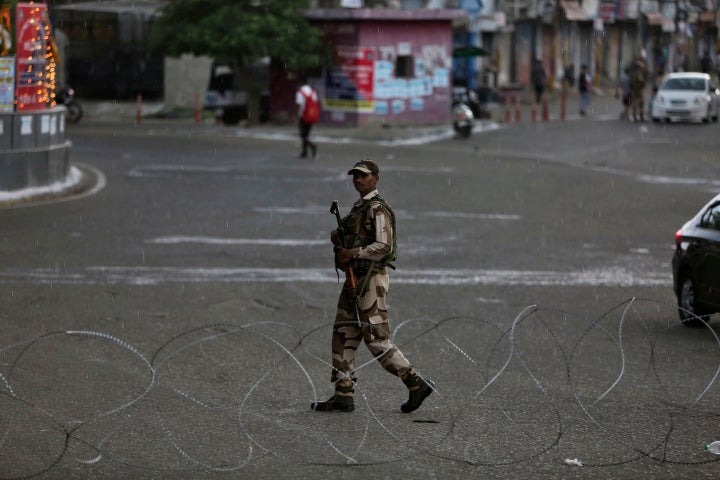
636;0;645;55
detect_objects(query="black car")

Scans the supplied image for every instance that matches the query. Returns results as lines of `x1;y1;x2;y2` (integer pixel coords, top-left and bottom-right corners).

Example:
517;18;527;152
672;193;720;325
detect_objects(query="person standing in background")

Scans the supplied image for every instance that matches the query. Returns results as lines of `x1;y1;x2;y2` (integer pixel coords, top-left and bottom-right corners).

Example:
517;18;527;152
531;58;547;104
629;55;649;122
578;64;592;116
563;63;575;91
616;67;631;120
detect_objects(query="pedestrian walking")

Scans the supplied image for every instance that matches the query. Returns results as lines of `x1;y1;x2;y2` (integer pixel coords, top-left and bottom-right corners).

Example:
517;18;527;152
578;64;592;115
295;77;319;158
531;58;546;104
629;55;649;122
616;67;631;120
312;159;434;414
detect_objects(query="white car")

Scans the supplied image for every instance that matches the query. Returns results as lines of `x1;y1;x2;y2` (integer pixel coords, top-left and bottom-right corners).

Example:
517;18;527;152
651;72;720;123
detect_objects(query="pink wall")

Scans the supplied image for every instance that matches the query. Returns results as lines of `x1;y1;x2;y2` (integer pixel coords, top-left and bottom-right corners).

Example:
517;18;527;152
269;9;464;127
352;19;454;125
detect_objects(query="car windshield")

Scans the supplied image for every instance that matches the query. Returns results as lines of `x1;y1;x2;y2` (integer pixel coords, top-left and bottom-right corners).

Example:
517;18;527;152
662;78;706;91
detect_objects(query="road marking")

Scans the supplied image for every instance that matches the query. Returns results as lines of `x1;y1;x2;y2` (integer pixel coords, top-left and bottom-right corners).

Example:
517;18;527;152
424;211;521;221
146;236;327;247
0;163;107;208
254;206;328;215
249;208;520;221
0;266;669;287
591;166;720;189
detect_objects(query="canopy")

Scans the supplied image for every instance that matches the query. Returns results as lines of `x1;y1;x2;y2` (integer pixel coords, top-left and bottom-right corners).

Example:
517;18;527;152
453;46;490;58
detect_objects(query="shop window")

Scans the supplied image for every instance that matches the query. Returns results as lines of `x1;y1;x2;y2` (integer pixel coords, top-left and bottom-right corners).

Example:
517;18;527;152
396;55;414;78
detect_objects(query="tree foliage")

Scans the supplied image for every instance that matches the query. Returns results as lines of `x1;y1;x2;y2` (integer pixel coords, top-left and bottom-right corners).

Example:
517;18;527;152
150;0;328;73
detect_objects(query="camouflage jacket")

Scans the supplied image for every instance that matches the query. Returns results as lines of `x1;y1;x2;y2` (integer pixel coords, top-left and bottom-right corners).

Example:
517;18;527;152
339;190;397;269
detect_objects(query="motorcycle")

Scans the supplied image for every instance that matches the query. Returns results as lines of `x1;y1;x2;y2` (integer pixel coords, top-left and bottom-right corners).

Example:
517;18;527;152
452;103;474;138
57;85;83;124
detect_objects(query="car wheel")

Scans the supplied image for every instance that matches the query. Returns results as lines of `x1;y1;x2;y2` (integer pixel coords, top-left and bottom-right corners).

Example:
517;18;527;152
678;275;709;326
702;107;710;123
652;116;660;123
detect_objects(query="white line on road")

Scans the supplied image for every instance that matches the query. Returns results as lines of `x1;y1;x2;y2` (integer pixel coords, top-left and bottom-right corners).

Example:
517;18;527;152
250;207;521;220
145;236;327;247
424;211;522;221
0;266;669;287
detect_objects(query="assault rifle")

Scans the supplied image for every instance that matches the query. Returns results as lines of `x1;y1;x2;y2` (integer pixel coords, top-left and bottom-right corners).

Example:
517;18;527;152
330;200;362;327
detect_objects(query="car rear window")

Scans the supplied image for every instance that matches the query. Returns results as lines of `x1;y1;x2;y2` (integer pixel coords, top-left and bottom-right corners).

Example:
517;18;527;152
662;78;706;91
701;203;720;231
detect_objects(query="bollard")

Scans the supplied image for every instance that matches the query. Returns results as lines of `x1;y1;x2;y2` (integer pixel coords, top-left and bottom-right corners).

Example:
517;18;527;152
504;96;511;123
531;97;537;122
514;96;521;123
194;92;201;123
136;93;142;124
542;96;549;122
560;91;566;121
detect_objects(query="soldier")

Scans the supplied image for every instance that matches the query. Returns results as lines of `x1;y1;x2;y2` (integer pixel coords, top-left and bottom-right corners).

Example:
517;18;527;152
311;159;434;413
616;67;631;120
629;55;649;122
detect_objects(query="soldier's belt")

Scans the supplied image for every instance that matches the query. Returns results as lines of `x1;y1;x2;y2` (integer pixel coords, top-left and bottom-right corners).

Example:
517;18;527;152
351;259;386;276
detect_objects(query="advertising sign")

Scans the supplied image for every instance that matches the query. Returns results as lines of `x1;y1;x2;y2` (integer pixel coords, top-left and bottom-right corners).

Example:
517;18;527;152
15;3;49;111
325;47;375;112
0;56;14;111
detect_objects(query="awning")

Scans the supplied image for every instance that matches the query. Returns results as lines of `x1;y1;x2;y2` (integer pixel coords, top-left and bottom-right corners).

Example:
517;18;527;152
560;1;588;21
453;45;490;58
644;12;664;25
699;11;716;22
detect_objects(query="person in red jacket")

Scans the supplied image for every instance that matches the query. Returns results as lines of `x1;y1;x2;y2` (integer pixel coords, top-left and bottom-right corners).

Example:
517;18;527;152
295;77;319;158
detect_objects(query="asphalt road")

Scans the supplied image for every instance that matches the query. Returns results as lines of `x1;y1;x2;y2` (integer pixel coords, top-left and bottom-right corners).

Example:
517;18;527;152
1;113;720;479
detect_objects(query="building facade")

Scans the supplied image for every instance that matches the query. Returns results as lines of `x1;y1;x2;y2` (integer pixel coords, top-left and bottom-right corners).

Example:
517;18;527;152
270;8;466;126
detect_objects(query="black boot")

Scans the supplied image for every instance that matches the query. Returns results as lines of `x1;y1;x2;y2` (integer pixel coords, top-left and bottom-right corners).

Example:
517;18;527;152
401;373;434;413
311;395;354;412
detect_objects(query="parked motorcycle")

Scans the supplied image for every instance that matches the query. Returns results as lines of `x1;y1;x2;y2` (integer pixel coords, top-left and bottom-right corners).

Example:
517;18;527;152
57;85;83;124
452;103;474;138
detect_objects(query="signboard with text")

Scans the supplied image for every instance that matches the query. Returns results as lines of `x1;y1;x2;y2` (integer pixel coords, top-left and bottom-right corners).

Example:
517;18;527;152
15;3;48;111
325;46;375;112
0;56;14;111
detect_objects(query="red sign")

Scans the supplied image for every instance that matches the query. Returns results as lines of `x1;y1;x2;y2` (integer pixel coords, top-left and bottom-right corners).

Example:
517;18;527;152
600;0;617;22
325;46;375;111
15;3;49;110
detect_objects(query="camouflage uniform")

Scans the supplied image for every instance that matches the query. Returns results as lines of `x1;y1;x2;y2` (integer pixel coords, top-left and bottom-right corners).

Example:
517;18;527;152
629;57;649;122
330;191;422;398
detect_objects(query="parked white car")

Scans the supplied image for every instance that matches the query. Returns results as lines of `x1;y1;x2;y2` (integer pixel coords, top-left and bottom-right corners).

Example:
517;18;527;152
651;72;720;123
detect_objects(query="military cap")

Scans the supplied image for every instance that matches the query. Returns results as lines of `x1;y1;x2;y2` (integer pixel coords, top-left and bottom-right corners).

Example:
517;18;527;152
348;159;380;175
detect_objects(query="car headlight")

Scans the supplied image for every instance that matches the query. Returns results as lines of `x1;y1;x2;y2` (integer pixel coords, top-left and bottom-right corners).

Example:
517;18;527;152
656;94;665;105
693;95;709;105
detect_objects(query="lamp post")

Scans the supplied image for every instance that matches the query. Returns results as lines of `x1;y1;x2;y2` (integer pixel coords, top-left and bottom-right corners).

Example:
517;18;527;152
636;0;645;55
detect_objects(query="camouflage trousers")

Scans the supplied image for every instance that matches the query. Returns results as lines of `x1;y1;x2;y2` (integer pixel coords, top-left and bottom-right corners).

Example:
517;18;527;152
630;89;645;120
330;272;415;396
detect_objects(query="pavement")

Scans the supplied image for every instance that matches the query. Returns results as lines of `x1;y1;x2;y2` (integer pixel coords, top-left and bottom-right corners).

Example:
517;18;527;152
5;83;720;480
0;84;625;208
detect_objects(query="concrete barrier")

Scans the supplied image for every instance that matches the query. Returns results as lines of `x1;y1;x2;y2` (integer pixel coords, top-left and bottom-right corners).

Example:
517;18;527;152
0;107;71;191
